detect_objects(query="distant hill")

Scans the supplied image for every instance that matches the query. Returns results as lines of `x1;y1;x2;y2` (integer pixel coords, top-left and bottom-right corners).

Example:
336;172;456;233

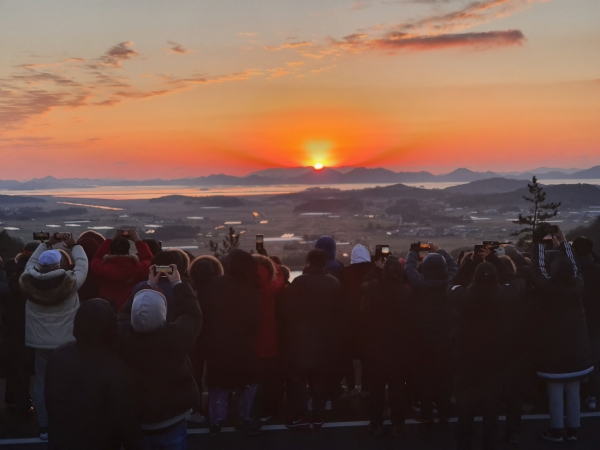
445;178;530;194
2;165;599;190
0;194;45;204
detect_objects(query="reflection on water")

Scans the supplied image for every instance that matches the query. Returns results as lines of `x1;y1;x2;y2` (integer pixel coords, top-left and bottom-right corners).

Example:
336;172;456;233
0;178;598;200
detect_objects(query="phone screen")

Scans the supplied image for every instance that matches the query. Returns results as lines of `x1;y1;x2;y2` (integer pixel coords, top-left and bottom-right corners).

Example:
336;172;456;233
33;232;50;241
381;245;390;259
154;266;174;276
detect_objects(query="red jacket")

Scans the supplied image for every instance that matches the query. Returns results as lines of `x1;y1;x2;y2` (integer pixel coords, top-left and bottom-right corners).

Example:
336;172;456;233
91;239;153;310
256;263;284;359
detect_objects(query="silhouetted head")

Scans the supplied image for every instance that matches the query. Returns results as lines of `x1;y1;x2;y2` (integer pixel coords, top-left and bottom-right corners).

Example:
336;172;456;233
572;237;593;258
77;237;101;261
315;236;336;261
306;249;327;269
189;255;224;288
73;299;117;347
383;256;403;281
109;237;130;256
421;253;448;280
474;262;498;286
153;249;190;276
226;249;259;288
279;265;291;282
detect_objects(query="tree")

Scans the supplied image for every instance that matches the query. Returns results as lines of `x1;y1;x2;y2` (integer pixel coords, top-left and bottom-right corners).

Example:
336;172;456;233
209;226;240;257
512;176;561;249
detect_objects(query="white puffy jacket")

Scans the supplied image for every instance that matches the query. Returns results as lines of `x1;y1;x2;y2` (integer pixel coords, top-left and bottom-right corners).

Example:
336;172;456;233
20;244;88;349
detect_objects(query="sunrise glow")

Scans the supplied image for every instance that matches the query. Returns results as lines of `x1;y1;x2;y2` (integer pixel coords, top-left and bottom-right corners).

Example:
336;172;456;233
314;163;324;171
0;1;599;179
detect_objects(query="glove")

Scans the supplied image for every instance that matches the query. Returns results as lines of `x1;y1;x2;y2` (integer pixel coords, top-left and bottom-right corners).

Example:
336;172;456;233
410;242;421;253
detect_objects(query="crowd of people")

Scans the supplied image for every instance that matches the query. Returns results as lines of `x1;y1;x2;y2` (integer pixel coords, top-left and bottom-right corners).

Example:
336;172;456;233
0;224;598;450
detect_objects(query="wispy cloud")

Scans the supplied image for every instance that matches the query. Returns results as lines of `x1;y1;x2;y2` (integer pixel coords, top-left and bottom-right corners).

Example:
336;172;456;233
332;29;525;52
238;32;258;37
89;41;139;69
264;41;314;51
166;41;191;54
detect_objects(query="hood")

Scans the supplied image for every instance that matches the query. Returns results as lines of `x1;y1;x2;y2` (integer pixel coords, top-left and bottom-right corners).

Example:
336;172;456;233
315;236;336;261
103;253;140;264
78;230;106;246
189;255;224;288
351;244;371;264
73;299;117;347
131;289;167;333
421;253;448;281
19;269;77;306
474;262;498;286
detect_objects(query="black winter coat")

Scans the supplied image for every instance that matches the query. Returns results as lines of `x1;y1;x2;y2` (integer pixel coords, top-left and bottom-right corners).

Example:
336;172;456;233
45;341;140;450
361;278;416;375
449;281;517;391
202;274;261;388
118;282;202;425
532;243;593;379
405;250;457;372
575;253;600;338
278;267;343;372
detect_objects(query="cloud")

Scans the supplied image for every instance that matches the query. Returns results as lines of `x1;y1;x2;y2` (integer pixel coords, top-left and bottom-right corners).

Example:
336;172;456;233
351;0;372;10
166;41;190;54
286;61;305;67
0;42;267;131
264;41;314;51
89;41;139;68
267;68;289;79
332;29;525;52
311;65;337;74
238;32;258;37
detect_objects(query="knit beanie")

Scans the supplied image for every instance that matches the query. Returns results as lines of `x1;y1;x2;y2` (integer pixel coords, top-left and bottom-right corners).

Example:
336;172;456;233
474;262;498;286
131;289;167;333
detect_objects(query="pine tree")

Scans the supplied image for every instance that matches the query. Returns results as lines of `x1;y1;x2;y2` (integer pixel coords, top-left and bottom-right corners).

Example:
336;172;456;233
209;226;240;257
512;176;561;249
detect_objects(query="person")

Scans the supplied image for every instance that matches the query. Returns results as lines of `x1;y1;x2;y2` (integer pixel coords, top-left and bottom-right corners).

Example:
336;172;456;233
361;257;416;437
202;250;262;435
0;242;38;416
186;255;224;423
76;235;102;301
253;254;285;421
571;236;600;411
404;242;458;423
315;236;344;279
131;249;193;322
449;248;520;450
45;299;140;450
118;264;202;450
278;249;343;429
19;233;88;440
92;229;153;310
531;226;593;443
142;239;163;257
339;244;375;397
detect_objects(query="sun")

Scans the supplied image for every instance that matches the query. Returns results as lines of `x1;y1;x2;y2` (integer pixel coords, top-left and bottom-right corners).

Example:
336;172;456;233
314;162;324;170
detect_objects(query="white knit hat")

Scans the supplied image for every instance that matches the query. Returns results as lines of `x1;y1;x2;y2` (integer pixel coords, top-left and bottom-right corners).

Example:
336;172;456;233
131;289;167;333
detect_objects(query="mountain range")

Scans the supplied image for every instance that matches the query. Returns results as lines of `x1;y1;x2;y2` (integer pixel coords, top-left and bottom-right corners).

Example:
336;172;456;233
1;165;599;191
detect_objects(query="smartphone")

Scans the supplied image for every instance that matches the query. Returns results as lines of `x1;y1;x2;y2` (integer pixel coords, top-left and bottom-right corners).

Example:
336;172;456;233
381;245;390;260
419;243;431;251
154;265;174;276
549;225;559;234
33;232;50;241
256;234;264;252
375;245;383;261
474;244;484;254
483;240;500;249
55;232;71;241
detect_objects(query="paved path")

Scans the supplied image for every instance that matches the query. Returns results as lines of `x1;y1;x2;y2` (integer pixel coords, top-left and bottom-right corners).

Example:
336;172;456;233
2;415;600;449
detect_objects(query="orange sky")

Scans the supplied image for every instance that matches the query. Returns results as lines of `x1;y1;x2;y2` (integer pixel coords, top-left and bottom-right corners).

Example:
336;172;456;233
1;0;599;179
